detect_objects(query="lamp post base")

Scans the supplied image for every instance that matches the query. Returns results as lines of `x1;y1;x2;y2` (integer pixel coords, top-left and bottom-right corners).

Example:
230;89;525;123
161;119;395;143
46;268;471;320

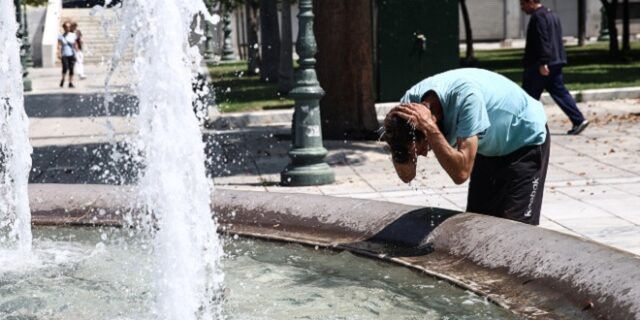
221;53;236;61
23;78;32;92
281;163;335;186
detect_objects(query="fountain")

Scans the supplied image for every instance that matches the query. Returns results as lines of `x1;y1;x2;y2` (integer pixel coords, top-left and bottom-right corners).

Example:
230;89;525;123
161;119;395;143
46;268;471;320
2;0;640;319
103;0;224;318
0;0;33;255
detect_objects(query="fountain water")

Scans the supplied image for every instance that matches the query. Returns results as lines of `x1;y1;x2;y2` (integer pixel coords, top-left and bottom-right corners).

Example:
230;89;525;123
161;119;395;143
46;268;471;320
0;0;33;255
106;0;225;318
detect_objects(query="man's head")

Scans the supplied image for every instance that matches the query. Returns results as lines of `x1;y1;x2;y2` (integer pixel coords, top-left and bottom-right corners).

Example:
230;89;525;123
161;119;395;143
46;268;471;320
520;0;541;14
383;115;426;164
70;22;78;32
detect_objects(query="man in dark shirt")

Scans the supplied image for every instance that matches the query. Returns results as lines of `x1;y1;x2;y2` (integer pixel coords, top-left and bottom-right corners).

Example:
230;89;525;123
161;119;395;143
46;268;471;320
521;0;589;135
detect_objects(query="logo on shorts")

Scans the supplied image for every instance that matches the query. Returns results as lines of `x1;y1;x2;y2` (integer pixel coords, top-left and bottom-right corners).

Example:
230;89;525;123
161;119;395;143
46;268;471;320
525;177;539;217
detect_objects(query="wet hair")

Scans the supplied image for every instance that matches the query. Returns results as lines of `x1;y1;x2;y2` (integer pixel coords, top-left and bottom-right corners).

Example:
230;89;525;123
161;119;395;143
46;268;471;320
382;115;425;164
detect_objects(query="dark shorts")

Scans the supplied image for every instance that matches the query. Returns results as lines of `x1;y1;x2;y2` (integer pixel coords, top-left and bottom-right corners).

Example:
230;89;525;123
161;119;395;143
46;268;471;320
466;127;550;225
61;56;76;75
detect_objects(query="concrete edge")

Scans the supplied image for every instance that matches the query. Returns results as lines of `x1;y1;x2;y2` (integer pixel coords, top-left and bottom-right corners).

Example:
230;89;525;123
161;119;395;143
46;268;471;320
205;87;640;130
41;0;62;68
428;213;640;319
27;184;640;319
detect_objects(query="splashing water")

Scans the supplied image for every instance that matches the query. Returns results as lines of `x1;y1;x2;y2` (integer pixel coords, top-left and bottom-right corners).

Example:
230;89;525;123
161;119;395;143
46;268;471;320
0;0;33;255
107;0;224;318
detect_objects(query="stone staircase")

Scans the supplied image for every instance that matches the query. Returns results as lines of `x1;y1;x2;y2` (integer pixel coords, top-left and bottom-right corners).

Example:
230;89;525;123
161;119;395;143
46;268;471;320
59;8;133;66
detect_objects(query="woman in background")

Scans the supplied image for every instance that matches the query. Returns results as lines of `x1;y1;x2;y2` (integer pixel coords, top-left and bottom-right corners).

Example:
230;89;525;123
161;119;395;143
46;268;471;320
70;22;86;80
57;21;78;88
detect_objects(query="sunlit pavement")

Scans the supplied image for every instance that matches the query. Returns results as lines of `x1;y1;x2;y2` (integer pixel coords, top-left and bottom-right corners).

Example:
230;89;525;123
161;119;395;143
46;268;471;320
25;66;640;256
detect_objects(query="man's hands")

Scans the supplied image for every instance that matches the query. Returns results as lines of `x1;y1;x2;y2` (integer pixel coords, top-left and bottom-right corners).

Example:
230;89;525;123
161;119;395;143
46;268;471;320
539;64;550;76
386;102;478;185
388;103;438;136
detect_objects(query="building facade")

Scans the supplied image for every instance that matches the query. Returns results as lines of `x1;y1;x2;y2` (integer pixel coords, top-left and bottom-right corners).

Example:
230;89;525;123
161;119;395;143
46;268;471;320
460;0;640;41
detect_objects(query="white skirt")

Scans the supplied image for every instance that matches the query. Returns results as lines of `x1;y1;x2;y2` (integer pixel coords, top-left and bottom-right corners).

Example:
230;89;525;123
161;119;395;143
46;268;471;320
75;50;85;77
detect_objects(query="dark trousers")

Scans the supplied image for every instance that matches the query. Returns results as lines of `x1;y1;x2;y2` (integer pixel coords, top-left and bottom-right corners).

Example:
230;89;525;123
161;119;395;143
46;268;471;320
522;64;585;126
466;127;550;225
61;56;75;76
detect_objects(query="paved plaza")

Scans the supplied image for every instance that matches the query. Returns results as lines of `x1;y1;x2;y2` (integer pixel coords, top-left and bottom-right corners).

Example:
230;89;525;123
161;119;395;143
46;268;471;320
27;66;640;256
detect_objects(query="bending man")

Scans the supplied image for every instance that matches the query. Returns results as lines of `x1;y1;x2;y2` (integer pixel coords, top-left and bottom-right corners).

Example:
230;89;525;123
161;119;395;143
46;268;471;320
384;68;550;225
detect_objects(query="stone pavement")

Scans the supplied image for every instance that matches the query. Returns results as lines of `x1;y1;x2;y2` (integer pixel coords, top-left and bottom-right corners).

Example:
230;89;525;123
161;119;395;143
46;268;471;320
25;65;640;256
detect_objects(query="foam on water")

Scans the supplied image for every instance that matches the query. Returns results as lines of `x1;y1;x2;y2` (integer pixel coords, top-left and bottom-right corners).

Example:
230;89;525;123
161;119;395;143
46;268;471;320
1;227;514;319
0;0;33;255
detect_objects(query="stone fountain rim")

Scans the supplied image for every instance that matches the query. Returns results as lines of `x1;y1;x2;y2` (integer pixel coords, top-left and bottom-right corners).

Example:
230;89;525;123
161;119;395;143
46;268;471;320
28;183;640;319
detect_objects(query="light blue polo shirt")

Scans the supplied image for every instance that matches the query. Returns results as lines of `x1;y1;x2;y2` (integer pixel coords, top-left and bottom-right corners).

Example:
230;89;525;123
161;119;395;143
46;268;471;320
58;33;76;57
400;68;547;157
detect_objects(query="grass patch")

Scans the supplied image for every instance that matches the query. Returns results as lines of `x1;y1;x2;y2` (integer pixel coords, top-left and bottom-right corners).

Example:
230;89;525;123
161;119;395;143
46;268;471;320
208;62;294;113
210;43;640;113
473;42;640;91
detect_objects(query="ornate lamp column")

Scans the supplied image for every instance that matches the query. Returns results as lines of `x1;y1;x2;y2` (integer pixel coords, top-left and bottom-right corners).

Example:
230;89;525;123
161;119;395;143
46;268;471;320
14;0;32;91
280;0;334;186
221;5;236;61
203;0;216;63
598;6;610;41
22;3;33;68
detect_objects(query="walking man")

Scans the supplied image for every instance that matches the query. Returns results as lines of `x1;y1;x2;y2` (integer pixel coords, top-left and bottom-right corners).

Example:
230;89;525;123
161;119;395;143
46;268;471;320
521;0;589;135
384;68;549;225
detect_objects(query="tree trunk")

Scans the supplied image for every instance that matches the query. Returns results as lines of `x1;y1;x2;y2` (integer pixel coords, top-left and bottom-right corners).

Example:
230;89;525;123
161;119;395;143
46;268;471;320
245;0;261;75
459;0;476;66
278;0;294;94
601;0;620;56
259;0;280;82
578;0;587;46
314;0;378;140
622;0;630;52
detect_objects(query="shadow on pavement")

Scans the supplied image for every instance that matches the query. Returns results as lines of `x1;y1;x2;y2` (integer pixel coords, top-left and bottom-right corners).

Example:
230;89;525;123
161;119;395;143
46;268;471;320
29;127;391;185
25;93;139;118
30;142;141;185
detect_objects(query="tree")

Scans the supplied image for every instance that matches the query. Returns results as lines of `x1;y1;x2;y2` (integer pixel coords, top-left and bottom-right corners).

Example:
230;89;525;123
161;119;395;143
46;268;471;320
459;0;477;66
245;0;261;75
314;0;378;139
578;0;587;46
600;0;620;56
278;0;294;94
259;0;280;82
622;0;630;53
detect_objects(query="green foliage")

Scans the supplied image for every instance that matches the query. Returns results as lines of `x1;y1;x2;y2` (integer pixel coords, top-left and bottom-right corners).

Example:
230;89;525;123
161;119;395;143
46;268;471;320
23;0;48;6
208;61;294;113
472;42;640;91
211;0;245;10
209;0;297;11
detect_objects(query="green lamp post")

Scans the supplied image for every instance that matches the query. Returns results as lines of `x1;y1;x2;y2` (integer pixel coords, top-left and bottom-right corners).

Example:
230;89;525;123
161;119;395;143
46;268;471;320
14;0;32;91
598;6;610;41
22;2;34;68
280;0;334;186
221;6;236;61
203;0;216;63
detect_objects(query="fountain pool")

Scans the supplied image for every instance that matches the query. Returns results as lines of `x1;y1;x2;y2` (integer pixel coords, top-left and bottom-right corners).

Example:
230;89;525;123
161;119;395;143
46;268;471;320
0;227;513;319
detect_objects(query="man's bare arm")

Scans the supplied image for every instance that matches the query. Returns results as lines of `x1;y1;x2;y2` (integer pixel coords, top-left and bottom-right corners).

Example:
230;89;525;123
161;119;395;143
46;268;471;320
427;131;478;185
